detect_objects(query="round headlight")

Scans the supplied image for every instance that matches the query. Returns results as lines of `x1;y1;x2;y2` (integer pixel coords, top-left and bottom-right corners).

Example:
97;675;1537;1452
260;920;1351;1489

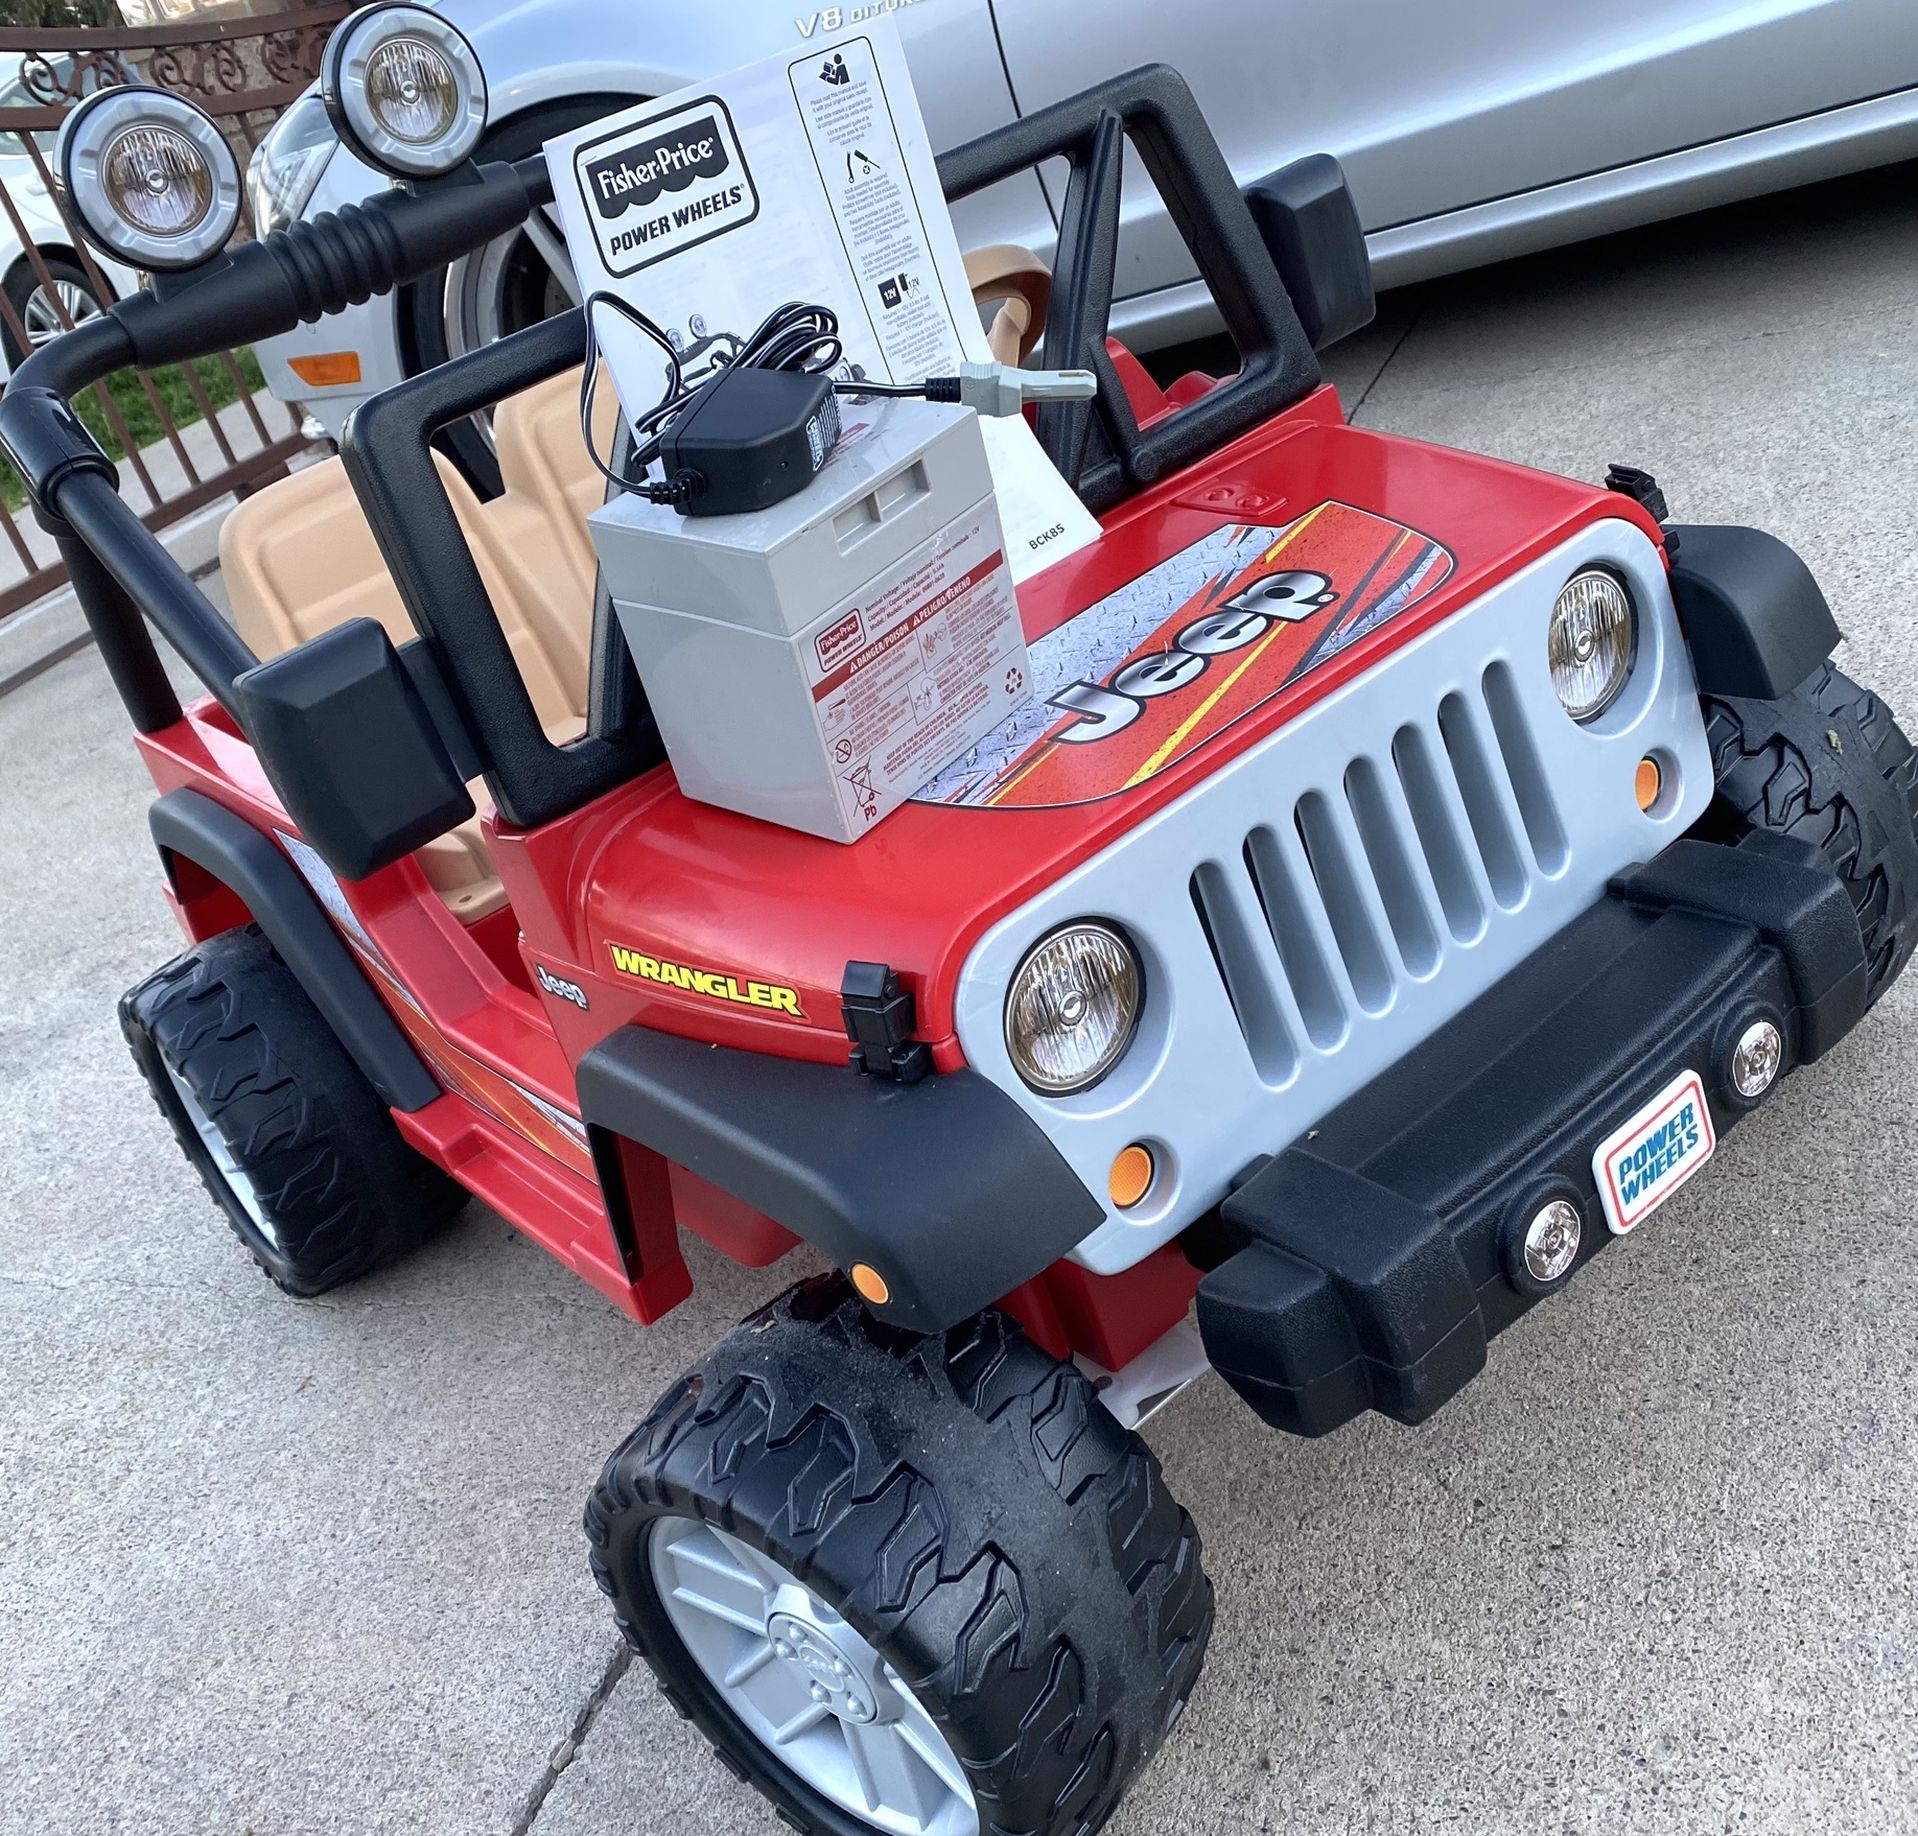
1548;568;1636;723
1005;922;1143;1096
322;3;487;180
56;87;241;272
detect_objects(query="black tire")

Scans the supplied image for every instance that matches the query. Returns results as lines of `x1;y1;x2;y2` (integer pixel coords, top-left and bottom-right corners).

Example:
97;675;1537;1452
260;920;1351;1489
396;96;636;492
120;924;465;1296
2;254;110;371
587;1277;1212;1836
1702;659;1918;1005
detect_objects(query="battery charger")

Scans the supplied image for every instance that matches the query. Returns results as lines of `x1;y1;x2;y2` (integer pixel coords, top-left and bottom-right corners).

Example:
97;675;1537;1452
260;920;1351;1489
656;365;842;517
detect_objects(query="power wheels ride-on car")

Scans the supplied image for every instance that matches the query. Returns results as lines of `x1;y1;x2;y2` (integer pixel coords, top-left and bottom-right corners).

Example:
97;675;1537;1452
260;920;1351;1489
12;16;1915;1834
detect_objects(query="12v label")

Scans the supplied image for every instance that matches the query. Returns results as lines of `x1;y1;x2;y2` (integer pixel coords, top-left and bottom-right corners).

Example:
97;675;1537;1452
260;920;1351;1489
1592;1070;1717;1236
573;95;759;278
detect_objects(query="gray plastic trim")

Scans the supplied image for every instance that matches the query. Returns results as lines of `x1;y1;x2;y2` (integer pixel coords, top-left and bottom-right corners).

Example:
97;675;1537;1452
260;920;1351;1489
954;519;1713;1274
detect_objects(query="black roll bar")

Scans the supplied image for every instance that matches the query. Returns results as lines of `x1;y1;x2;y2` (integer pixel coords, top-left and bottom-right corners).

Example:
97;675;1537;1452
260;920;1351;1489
0;156;556;735
340;307;661;832
939;65;1320;513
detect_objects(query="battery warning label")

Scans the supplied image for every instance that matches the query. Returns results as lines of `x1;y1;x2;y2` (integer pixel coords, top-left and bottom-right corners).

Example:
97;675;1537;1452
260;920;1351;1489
805;504;1025;833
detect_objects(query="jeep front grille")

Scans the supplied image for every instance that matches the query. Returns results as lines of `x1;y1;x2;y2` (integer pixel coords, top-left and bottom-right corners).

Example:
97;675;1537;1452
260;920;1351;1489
952;521;1717;1276
1188;661;1568;1080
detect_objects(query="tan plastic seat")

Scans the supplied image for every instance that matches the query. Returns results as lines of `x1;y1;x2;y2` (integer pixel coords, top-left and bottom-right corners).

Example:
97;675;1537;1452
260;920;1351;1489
220;265;1044;921
964;244;1051;365
220;450;591;921
493;365;617;608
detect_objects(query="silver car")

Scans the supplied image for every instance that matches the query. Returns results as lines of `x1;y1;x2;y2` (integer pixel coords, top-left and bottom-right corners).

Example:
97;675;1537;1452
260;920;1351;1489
251;0;1918;482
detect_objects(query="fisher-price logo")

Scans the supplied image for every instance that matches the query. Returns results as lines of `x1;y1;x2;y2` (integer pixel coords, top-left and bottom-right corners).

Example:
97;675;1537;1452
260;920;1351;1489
574;97;758;278
815;608;866;672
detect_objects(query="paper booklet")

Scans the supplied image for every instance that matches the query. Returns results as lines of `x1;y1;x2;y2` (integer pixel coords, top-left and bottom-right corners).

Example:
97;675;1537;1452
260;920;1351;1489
543;19;1099;585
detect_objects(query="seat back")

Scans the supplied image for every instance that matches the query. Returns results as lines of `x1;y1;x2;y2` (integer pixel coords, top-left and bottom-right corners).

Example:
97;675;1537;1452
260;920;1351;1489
964;244;1050;365
492;366;614;611
220;451;585;737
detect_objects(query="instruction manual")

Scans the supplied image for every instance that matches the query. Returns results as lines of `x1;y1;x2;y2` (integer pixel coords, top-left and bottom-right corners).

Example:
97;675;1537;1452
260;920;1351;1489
544;19;1099;584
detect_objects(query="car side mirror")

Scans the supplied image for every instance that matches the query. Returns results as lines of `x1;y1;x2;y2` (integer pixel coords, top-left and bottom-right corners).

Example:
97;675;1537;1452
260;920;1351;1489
236;618;475;883
1244;153;1375;351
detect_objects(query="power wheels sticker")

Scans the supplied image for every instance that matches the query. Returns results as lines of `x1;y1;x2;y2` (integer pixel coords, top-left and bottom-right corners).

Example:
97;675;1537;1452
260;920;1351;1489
916;503;1454;809
573;96;759;279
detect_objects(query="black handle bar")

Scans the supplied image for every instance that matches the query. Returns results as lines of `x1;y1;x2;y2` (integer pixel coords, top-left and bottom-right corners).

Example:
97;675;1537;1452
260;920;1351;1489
0;156;552;725
10;153;551;403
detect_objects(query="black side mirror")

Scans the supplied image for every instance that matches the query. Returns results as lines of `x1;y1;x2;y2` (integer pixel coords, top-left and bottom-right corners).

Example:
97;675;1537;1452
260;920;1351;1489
236;618;475;882
1244;153;1375;351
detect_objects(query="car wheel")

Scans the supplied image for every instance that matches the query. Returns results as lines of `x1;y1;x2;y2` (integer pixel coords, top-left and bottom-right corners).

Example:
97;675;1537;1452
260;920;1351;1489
3;254;109;370
396;95;637;493
120;924;467;1296
587;1278;1213;1835
1701;660;1918;1006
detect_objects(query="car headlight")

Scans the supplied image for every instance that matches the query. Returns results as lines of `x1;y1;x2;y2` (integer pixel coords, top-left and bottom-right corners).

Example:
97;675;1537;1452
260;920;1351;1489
1005;922;1143;1095
56;86;241;272
247;92;339;238
321;2;487;181
1548;567;1636;723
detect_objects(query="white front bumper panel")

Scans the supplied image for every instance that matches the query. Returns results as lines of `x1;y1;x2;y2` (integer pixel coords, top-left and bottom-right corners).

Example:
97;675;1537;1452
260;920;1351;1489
954;520;1714;1274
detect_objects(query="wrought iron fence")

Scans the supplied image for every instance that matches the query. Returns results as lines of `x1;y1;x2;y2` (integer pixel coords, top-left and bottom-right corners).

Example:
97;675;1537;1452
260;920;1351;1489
0;3;347;621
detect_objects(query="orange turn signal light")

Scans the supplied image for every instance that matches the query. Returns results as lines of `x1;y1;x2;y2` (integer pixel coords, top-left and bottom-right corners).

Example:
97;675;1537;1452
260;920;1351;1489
1109;1143;1156;1210
1635;755;1662;812
287;351;363;388
850;1262;890;1306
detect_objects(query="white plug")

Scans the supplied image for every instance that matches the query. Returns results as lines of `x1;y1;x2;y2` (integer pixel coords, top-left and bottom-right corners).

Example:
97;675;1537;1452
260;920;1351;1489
950;361;1099;417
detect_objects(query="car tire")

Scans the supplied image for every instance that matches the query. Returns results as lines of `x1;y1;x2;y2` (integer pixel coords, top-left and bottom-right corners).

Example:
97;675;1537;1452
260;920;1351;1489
120;923;466;1296
586;1276;1213;1836
2;254;109;370
396;95;637;493
1702;659;1918;1005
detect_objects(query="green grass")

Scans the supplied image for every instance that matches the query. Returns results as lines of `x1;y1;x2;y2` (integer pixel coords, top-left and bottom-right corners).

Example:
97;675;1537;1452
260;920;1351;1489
0;347;269;514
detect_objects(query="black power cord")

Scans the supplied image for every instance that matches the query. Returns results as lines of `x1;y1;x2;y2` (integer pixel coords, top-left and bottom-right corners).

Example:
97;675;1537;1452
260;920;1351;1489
581;296;847;503
580;293;1097;514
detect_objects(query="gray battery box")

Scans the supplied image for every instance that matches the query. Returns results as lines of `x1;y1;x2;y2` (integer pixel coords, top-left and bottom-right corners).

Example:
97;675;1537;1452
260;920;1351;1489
589;400;1031;842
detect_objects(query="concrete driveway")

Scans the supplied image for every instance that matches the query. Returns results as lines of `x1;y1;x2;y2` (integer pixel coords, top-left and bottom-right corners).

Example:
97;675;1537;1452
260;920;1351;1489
4;164;1917;1836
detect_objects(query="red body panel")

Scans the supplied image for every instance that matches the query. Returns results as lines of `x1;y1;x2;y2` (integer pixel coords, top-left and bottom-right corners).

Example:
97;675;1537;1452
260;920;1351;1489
504;384;1659;1063
131;360;1662;1362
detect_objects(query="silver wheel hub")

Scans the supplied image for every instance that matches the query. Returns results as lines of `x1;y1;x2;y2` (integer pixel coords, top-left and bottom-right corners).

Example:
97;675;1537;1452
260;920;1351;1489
768;1608;881;1723
649;1517;977;1836
24;279;102;347
164;1061;280;1251
439;207;576;452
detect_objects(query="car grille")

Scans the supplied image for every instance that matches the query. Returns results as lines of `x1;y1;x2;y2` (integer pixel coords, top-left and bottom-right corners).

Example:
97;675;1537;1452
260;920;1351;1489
1188;660;1568;1083
952;520;1716;1276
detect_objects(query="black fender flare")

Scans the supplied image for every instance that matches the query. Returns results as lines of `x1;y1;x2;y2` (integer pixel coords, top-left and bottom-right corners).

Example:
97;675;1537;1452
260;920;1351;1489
148;789;439;1113
577;1023;1106;1334
1667;524;1840;700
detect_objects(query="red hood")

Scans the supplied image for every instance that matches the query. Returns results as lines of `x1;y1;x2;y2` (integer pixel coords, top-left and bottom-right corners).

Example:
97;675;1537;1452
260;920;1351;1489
497;385;1662;1067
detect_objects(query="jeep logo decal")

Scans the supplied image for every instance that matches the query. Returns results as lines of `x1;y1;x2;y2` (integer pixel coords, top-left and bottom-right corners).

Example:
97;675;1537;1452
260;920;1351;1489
1046;571;1338;747
913;503;1456;810
535;964;589;1011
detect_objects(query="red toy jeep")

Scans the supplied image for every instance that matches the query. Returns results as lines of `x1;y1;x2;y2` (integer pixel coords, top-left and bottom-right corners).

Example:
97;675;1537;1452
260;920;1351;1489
11;19;1914;1835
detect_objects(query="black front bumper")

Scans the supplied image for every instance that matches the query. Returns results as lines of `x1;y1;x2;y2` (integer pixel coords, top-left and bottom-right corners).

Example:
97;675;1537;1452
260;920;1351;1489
1196;831;1872;1438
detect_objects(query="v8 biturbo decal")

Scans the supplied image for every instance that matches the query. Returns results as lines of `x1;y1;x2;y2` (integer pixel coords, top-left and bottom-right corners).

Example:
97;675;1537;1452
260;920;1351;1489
915;503;1454;809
